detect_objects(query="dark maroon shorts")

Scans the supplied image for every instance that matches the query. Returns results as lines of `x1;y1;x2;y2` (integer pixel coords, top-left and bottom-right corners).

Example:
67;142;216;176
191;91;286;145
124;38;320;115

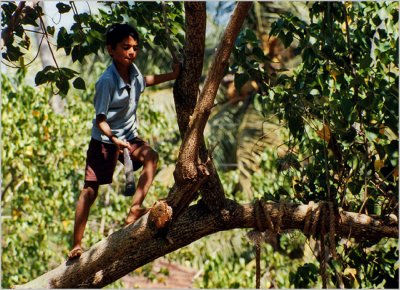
84;137;148;185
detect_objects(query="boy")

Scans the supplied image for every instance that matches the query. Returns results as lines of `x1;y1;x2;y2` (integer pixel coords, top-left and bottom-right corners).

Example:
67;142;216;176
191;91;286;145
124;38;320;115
68;23;180;259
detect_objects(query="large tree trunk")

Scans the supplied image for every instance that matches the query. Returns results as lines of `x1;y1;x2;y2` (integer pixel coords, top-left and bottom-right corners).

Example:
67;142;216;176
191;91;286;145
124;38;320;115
172;2;226;213
15;200;398;288
168;2;253;218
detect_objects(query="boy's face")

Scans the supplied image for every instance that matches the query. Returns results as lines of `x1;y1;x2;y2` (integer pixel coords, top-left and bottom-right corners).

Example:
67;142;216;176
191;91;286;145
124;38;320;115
107;36;139;68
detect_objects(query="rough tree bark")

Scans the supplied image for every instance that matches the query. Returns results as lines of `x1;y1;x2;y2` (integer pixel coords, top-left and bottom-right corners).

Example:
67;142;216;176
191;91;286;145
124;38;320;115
15;200;398;288
168;2;253;218
172;2;226;213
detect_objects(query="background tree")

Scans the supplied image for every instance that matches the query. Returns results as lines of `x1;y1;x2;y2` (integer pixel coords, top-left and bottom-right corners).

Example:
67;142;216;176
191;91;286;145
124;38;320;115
1;1;398;288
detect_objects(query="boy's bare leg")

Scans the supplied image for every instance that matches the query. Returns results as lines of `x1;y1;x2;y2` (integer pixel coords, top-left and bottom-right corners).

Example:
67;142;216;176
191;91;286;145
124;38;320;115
125;146;158;225
68;182;99;259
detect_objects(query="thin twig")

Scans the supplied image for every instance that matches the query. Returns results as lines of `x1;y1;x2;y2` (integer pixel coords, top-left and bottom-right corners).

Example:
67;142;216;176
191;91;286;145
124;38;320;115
322;116;332;201
23;28;46;35
38;13;60;72
70;1;86;39
2;31;45;68
161;2;179;63
1;60;21;68
85;1;92;16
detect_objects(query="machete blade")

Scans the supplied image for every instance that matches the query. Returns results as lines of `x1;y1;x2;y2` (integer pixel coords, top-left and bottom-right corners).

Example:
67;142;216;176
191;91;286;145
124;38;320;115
123;147;135;196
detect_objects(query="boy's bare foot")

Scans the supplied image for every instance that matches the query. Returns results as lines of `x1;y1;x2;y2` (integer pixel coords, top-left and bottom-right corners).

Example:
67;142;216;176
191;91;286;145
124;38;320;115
68;245;83;260
125;206;150;225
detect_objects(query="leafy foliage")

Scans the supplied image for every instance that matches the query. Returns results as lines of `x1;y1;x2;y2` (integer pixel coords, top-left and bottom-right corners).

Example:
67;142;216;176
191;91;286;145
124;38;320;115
250;1;398;287
1;73;179;288
265;1;398;213
1;2;184;95
339;240;399;288
209;1;398;288
1;74;89;287
290;262;319;288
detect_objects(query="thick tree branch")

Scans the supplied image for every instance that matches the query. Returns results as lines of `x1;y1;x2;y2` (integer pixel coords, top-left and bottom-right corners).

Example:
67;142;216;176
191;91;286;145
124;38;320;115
176;2;252;182
16;200;398;289
171;2;225;213
169;2;252;216
166;177;208;218
167;2;209;217
198;160;226;211
173;2;205;136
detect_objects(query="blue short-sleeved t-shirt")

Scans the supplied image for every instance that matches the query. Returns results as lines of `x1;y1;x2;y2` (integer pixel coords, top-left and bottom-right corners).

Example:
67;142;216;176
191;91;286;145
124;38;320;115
91;61;146;143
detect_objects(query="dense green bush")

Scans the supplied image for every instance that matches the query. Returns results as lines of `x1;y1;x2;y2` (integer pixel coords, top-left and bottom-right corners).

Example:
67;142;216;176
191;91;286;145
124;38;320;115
2;75;89;286
1;73;179;288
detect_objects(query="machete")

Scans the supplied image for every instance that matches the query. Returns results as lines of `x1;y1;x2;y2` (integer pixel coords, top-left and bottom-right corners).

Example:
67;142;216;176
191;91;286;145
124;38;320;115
123;147;135;196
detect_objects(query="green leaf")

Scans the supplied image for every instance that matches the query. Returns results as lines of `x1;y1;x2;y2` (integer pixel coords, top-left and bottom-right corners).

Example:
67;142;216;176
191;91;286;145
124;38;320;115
22;6;39;27
372;15;382;26
234;73;249;90
309;89;319;96
42;65;57;74
37;68;57;83
302;47;314;67
244;28;258;43
71;45;81;63
270;18;284;36
348;181;362;195
288;114;304;140
1;2;17;17
253;93;263;112
340;98;354;122
331;259;343;273
56;78;69;96
89;22;106;34
57;27;73;52
341;126;357;145
3;44;23;61
34;71;47;86
365;125;381;142
73;77;86;90
282;32;294;48
252;46;265;61
60;68;78;79
56;3;71;14
384;140;399;167
47;26;55;36
87;30;103;45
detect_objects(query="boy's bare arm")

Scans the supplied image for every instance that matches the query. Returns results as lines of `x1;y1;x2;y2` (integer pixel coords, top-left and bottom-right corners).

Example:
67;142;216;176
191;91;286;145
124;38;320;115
145;63;180;87
96;114;130;149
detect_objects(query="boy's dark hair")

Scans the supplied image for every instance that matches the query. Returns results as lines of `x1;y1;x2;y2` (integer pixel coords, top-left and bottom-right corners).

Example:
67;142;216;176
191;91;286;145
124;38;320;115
106;23;139;48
